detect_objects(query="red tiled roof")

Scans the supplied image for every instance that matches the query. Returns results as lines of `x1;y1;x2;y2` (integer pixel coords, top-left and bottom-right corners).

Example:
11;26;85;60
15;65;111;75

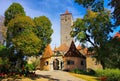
114;32;120;38
77;44;82;50
77;45;94;56
54;43;69;52
41;44;52;59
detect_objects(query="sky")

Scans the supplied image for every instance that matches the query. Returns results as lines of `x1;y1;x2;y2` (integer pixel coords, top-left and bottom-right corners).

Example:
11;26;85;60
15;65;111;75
0;0;120;49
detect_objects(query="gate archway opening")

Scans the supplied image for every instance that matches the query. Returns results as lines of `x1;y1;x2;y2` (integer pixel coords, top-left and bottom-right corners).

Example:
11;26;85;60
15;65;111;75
53;59;59;70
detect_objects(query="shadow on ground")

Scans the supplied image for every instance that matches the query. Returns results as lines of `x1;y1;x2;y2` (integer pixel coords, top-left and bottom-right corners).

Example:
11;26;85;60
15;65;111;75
30;74;60;81
0;74;60;81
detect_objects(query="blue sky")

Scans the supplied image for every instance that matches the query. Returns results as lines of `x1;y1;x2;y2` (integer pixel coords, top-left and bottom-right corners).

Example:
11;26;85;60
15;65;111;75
0;0;119;49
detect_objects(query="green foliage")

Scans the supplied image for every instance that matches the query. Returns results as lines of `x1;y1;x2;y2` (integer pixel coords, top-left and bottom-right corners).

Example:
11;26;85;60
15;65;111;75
109;0;120;25
4;3;53;70
25;63;35;71
34;16;53;53
12;32;41;56
4;2;26;26
71;10;113;69
75;0;120;26
105;37;120;69
7;15;41;56
71;68;96;75
7;15;35;36
32;59;40;69
0;45;9;57
96;69;120;81
75;0;104;12
71;68;82;74
0;57;9;66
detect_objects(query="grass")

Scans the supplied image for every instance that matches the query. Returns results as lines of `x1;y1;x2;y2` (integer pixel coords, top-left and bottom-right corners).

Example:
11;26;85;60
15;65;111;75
70;72;98;81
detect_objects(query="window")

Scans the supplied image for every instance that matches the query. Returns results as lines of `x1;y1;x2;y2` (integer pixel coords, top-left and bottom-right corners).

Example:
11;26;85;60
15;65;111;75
67;60;74;65
45;61;49;65
81;61;84;65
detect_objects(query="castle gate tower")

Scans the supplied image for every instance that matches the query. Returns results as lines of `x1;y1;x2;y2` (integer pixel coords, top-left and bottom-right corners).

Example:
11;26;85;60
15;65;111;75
60;10;73;46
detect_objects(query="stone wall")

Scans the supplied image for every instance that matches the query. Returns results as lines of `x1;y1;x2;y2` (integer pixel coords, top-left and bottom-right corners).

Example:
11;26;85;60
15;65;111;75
86;56;103;70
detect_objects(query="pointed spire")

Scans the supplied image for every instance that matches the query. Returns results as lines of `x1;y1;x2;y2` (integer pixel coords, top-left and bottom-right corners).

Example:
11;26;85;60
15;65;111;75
64;41;86;58
54;44;57;51
41;44;52;58
69;41;76;51
65;9;69;14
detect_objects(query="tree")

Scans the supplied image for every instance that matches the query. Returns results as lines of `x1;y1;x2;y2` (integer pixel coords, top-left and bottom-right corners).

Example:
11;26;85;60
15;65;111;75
0;45;10;72
71;10;113;69
105;35;120;69
4;2;25;26
7;15;41;56
5;2;53;69
109;0;120;26
34;16;53;53
0;45;8;56
75;0;104;12
7;15;41;68
75;0;120;26
74;0;120;69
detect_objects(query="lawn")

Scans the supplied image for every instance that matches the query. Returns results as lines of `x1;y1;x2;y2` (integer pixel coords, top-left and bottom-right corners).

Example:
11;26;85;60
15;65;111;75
70;72;98;81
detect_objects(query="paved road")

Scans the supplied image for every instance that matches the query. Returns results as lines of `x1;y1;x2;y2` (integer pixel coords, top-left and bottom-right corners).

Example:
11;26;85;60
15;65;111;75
35;70;86;81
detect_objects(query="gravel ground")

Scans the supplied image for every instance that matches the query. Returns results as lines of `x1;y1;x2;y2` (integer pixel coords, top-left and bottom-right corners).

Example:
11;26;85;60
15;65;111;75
35;70;86;81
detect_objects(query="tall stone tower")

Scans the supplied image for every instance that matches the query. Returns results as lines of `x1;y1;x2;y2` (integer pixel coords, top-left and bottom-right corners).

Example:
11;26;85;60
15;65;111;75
60;10;73;46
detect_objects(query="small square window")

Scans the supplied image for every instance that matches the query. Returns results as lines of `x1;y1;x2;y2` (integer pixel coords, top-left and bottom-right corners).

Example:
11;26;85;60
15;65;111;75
81;61;84;65
67;60;74;65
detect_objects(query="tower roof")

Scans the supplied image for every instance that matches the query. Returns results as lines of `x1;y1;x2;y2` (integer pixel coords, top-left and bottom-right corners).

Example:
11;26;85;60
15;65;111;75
53;46;57;51
64;41;86;58
65;9;69;14
41;44;52;59
60;9;72;16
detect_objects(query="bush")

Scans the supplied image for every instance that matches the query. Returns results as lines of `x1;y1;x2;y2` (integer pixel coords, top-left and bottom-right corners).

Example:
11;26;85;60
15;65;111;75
71;68;87;74
96;69;120;81
71;68;96;76
25;64;35;71
87;68;96;75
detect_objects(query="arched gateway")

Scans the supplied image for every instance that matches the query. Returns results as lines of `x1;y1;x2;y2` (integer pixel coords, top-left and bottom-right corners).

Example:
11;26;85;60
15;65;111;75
53;59;59;70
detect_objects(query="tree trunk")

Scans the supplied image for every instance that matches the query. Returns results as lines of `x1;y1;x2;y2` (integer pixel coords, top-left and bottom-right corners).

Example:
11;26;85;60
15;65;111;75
101;61;105;69
16;50;24;69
